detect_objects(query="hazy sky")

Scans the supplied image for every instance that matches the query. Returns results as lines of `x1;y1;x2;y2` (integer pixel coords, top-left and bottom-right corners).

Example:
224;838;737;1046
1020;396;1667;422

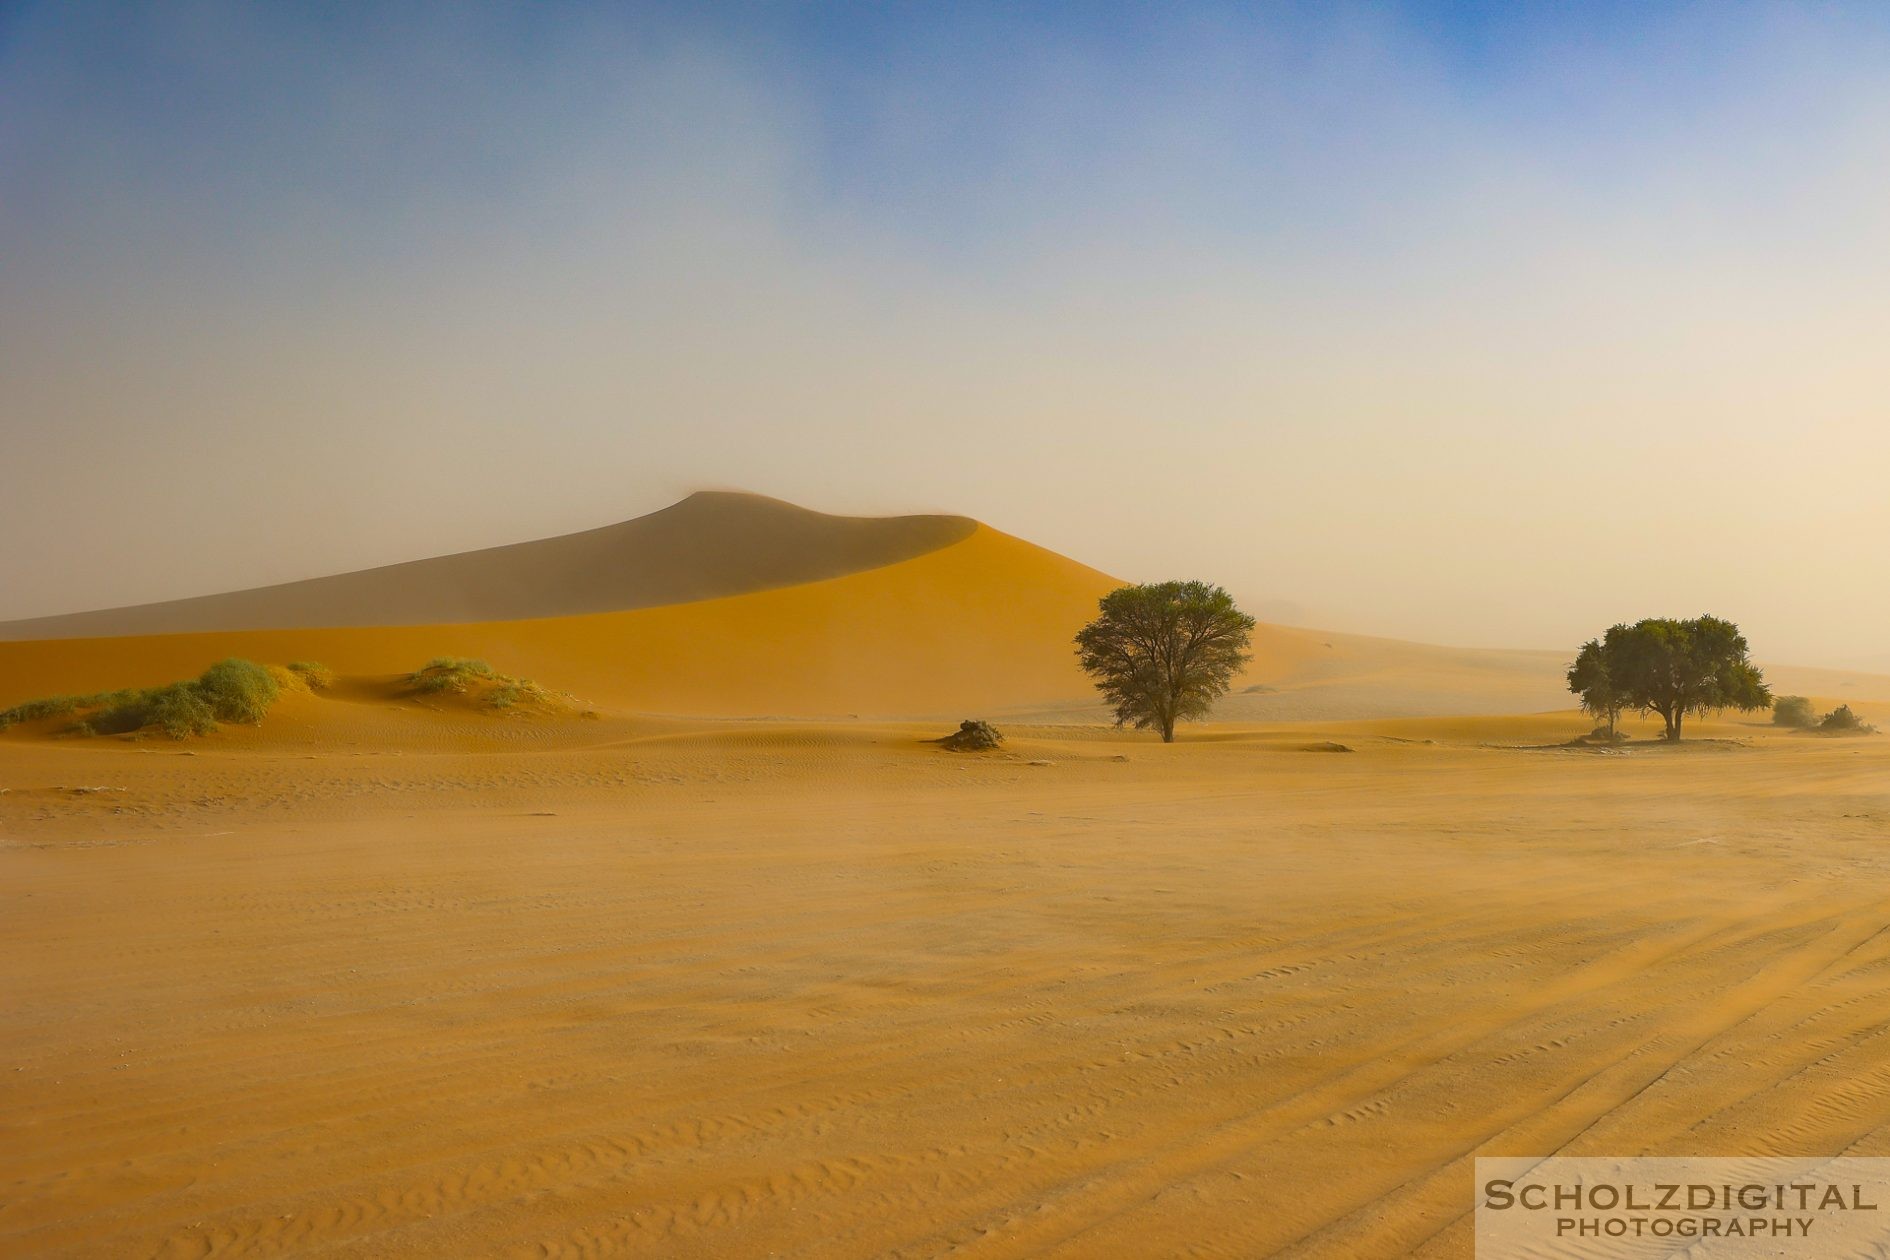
4;1;1889;667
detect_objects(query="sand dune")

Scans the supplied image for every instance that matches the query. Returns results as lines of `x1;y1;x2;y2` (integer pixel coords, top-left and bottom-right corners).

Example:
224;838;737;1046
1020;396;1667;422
5;493;1886;724
6;709;1890;1258
0;492;976;639
0;523;1120;718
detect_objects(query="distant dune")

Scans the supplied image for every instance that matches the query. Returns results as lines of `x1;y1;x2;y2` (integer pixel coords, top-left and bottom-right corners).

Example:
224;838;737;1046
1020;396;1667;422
1019;626;1890;724
3;491;1886;722
0;517;1121;718
0;491;976;638
1015;625;1577;723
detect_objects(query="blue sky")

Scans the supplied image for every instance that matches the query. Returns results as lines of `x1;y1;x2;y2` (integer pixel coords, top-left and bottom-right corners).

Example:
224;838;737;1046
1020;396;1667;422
4;2;1890;666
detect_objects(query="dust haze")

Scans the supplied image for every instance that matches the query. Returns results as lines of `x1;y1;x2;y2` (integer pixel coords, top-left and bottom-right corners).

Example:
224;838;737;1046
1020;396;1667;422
4;3;1889;665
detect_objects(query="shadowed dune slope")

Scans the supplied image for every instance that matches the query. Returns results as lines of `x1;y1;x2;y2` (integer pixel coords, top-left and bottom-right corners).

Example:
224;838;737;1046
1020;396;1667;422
0;525;1121;717
0;491;977;639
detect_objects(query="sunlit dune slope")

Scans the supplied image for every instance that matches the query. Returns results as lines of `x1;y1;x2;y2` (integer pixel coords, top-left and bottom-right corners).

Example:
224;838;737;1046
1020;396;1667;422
0;525;1120;717
0;491;976;639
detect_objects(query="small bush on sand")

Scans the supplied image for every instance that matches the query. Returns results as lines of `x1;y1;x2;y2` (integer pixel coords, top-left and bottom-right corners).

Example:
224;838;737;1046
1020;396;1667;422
408;658;495;694
132;681;220;737
1773;696;1817;728
486;680;553;710
287;660;336;691
402;659;580;716
1819;704;1877;734
426;657;493;675
937;719;1003;751
196;658;279;723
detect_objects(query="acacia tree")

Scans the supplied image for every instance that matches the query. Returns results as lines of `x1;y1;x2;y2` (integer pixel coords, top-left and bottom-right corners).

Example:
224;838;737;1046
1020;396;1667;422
1568;616;1771;741
1074;581;1255;742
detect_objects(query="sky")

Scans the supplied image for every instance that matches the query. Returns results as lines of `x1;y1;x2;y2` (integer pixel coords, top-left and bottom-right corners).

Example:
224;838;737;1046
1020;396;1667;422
3;1;1889;668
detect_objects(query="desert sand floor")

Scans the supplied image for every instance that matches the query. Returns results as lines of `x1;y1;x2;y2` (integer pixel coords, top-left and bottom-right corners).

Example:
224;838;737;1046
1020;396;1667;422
4;714;1890;1258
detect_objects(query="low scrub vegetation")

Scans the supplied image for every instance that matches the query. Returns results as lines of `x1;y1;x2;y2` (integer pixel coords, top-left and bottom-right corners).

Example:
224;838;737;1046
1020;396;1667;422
937;719;1003;751
486;680;556;710
1818;704;1877;734
287;660;336;691
1772;695;1817;728
1773;696;1877;735
405;658;574;714
0;689;140;731
0;658;281;739
407;657;497;695
197;658;278;723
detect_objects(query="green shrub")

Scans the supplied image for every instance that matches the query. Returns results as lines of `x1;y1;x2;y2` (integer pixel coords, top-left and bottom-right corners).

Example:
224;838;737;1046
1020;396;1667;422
0;688;139;731
1772;696;1817;728
485;680;551;710
287;660;336;691
133;682;220;738
424;657;492;676
196;658;278;723
408;658;495;694
400;658;577;715
1819;704;1876;734
0;694;89;729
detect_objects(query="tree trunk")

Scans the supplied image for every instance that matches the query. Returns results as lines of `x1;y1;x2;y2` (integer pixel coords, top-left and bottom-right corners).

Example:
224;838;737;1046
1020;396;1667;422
1671;710;1683;742
1160;717;1175;743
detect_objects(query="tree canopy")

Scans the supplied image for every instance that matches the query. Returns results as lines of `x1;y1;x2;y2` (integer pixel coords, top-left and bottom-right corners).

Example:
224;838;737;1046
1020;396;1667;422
1074;581;1255;742
1566;638;1624;737
1566;616;1771;741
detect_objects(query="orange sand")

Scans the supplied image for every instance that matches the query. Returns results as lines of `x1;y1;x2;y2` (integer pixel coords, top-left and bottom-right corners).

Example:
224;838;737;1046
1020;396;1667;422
6;495;1890;1258
5;707;1890;1258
